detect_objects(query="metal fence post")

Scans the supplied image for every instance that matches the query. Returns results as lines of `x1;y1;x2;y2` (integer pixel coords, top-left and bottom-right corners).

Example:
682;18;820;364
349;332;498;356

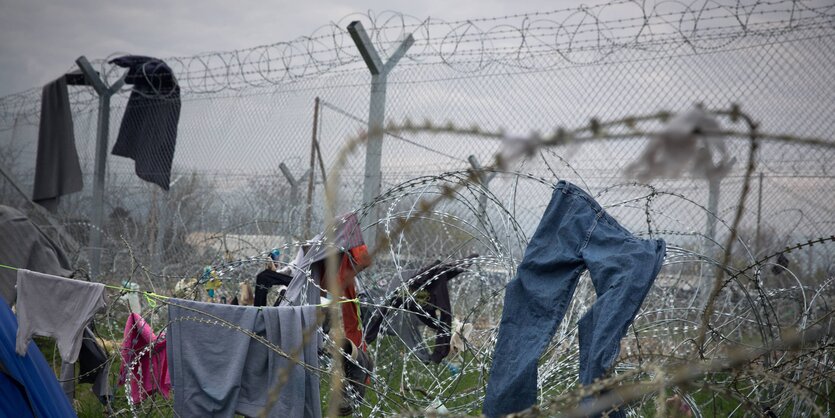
305;97;323;238
697;176;722;306
75;56;124;280
698;148;741;306
755;172;763;257
280;162;310;209
705;177;721;247
468;155;496;224
348;21;414;251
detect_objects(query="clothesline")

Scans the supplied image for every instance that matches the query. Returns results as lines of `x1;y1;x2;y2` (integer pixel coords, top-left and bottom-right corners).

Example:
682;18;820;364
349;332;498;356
0;263;358;308
4;261;329;417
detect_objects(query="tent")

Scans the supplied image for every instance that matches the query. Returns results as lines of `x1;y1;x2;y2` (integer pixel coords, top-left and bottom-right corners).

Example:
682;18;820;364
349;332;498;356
0;204;111;411
0;205;73;304
0;295;77;418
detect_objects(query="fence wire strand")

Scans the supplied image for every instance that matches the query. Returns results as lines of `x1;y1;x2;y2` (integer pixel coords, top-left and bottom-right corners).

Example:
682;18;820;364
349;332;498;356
1;0;834;416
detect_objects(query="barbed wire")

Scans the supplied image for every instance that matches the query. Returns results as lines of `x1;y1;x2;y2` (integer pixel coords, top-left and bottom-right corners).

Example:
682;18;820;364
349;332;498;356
2;1;833;415
50;179;835;417
1;0;834;129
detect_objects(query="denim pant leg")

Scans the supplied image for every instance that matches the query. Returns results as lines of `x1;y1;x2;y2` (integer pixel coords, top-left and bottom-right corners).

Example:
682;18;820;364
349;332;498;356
577;308;595;386
483;185;594;417
577;198;666;417
581;229;665;384
578;305;629;418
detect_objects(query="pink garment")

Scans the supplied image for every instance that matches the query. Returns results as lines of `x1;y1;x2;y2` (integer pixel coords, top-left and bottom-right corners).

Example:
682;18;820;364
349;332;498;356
118;313;171;403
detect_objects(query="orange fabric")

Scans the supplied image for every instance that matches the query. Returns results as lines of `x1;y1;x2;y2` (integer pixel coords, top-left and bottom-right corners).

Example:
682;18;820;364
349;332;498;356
337;245;371;350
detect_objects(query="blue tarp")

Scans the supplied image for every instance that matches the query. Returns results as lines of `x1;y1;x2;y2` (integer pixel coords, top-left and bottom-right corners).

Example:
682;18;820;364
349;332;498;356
0;295;76;418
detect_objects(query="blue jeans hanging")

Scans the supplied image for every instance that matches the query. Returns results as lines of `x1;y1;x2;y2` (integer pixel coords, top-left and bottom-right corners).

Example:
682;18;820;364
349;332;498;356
483;181;666;417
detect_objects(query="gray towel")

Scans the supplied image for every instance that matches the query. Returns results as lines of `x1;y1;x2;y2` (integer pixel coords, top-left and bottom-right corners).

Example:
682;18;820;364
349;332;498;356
15;269;106;363
167;299;321;418
33;75;83;212
0;205;73;303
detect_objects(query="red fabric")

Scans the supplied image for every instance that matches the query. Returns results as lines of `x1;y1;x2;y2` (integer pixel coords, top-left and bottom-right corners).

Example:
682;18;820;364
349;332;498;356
337;245;372;350
118;313;171;403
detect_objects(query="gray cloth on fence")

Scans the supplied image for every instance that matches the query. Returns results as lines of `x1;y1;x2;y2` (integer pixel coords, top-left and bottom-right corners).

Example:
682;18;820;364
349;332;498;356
109;55;181;191
369;270;431;363
0;205;73;303
280;212;365;308
167;299;321;418
15;269;106;363
33;75;84;212
60;326;113;403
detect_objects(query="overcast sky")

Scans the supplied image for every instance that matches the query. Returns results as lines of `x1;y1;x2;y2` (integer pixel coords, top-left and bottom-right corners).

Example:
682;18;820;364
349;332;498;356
0;0;830;242
0;0;592;97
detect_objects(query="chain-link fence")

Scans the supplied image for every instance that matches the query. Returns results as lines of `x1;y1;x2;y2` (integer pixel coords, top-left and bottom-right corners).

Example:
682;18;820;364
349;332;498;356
1;0;833;416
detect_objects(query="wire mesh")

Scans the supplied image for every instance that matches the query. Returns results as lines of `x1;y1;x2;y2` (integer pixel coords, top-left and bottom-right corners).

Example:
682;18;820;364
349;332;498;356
0;0;833;416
